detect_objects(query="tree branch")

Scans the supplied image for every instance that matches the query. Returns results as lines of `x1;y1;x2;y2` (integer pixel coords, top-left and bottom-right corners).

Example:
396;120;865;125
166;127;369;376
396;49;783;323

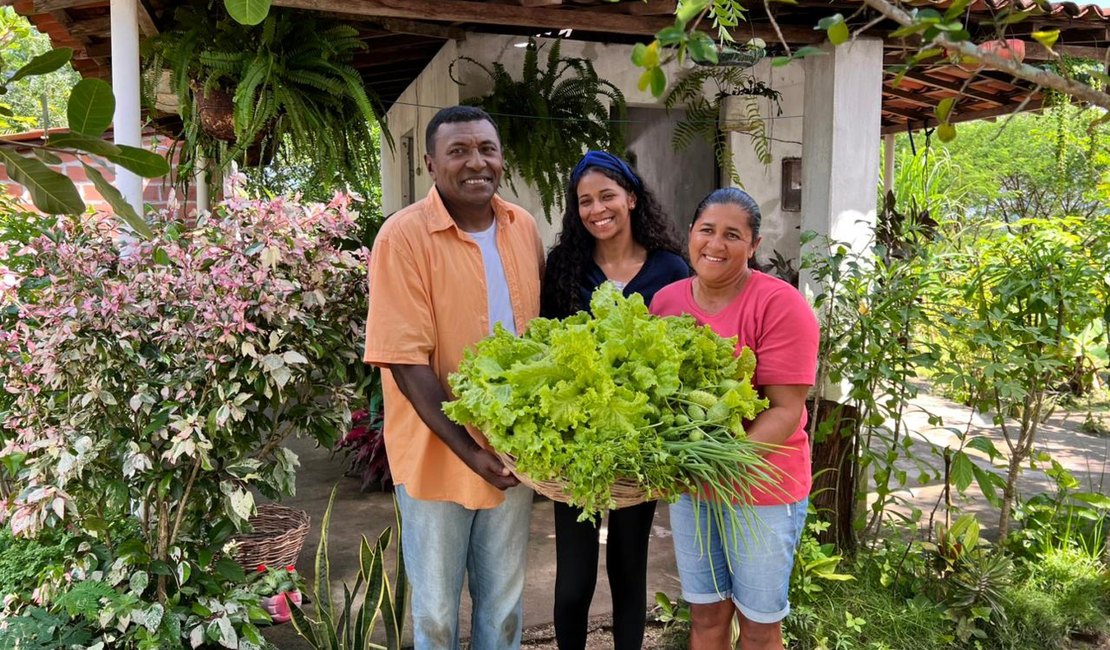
859;0;1110;112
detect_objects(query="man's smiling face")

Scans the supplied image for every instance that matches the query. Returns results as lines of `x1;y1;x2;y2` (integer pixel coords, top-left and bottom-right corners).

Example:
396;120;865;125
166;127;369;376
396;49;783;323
425;119;504;213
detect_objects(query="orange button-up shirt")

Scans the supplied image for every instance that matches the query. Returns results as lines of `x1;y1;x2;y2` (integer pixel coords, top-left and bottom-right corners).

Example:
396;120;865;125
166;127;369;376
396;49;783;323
364;186;544;508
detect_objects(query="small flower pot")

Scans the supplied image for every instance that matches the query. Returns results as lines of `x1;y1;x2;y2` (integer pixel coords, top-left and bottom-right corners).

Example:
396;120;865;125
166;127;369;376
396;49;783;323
261;589;302;624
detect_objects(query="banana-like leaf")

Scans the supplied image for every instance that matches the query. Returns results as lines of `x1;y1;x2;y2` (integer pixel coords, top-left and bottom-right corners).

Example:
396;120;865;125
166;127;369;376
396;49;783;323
0;148;84;214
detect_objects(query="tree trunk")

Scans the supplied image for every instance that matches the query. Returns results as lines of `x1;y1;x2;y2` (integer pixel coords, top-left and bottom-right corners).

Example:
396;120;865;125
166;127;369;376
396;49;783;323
807;399;860;553
998;456;1023;541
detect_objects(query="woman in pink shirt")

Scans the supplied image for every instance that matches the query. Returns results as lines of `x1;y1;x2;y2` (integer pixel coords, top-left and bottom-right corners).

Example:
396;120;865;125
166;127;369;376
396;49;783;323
649;188;819;650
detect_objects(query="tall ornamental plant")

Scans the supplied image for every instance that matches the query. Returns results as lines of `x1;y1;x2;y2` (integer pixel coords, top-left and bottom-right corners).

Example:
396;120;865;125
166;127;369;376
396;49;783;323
0;179;369;647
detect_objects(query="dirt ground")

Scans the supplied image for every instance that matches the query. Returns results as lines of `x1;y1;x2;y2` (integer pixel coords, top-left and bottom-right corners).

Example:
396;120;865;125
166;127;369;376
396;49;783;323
516;615;681;650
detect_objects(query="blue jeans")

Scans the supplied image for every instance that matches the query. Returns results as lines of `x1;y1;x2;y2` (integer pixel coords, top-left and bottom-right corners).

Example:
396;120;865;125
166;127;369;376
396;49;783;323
395;484;533;650
669;495;807;624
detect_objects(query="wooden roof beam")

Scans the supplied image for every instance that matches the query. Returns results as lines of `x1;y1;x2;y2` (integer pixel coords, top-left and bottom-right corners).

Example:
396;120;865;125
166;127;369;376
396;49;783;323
882;103;931;122
270;0;674;35
882;85;938;108
880;97;1044;134
32;0;102;11
892;70;1009;106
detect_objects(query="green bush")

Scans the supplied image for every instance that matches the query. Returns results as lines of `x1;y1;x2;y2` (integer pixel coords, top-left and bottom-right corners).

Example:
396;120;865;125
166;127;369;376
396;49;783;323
0;527;73;600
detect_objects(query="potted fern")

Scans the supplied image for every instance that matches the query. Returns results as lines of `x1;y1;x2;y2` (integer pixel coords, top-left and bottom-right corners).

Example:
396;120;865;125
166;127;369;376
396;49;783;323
143;2;384;186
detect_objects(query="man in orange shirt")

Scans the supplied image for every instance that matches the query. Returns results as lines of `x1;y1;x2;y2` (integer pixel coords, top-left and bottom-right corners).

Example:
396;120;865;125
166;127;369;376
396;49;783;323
364;105;544;649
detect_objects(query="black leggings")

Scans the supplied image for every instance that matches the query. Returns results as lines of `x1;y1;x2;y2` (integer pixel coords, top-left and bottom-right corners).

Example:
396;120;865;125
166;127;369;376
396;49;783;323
553;499;658;650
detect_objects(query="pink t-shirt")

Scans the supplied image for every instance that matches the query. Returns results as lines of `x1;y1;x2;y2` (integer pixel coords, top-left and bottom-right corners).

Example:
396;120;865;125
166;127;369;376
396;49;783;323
649;272;819;505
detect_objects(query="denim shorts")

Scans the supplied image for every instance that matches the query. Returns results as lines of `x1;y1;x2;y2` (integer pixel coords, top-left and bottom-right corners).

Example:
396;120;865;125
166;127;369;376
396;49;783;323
669;494;807;624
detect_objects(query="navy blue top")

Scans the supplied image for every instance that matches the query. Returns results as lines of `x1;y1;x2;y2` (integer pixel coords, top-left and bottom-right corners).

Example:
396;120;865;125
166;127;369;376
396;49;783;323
544;249;690;319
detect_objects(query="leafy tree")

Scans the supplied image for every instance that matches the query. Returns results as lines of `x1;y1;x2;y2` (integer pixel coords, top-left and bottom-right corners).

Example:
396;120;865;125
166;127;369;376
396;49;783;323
0;8;80;133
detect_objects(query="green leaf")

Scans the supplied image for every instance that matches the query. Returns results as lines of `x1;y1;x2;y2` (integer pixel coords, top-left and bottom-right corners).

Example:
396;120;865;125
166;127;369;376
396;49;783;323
950;450;975;492
816;14;844;30
964;436;1000;459
33;148;63;165
224;0;272;25
67;78;115;137
655;26;687;46
7;48;73;84
688;32;719;63
1032;29;1060;50
46;132;122;157
827;21;850;46
935;97;956;123
676;0;710;26
649;67;667;97
106;145;170;178
82;163;155;239
0;148;84;214
215;557;246;583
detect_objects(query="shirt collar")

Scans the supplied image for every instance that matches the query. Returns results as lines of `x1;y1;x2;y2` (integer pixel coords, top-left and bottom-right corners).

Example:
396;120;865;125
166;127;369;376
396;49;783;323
424;185;517;235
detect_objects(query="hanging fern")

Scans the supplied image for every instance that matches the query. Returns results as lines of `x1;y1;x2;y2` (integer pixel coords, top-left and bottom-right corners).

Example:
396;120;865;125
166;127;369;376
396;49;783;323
142;2;386;193
451;39;626;220
663;65;782;186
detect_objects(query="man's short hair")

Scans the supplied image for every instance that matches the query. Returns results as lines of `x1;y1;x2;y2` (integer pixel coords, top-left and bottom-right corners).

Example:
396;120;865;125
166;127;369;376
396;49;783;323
425;106;500;155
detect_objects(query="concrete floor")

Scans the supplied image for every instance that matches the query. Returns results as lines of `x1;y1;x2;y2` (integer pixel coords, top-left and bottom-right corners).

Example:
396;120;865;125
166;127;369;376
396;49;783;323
261;387;1110;648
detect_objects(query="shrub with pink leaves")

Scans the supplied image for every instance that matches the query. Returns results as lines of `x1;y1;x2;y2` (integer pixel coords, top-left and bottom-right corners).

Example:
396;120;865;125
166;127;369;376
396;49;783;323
0;187;369;647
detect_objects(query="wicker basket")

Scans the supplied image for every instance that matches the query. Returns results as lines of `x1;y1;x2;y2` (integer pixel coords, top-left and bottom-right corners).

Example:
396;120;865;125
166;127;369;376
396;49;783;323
498;452;654;510
231;503;311;571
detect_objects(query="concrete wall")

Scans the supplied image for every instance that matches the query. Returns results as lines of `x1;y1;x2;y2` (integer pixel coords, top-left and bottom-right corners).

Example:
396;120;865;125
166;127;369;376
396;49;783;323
724;60;806;266
382;33;809;258
380;40;462;219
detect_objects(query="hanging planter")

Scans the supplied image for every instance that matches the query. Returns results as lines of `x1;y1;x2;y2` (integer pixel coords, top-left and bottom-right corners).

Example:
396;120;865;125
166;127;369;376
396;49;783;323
191;82;237;142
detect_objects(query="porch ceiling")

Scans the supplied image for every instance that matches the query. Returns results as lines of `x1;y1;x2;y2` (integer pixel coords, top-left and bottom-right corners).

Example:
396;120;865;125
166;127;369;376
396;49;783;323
7;0;1109;134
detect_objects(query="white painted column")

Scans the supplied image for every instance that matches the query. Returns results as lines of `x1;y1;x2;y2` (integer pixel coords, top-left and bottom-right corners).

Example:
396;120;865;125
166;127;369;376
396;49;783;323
799;38;884;284
110;0;143;213
194;150;209;214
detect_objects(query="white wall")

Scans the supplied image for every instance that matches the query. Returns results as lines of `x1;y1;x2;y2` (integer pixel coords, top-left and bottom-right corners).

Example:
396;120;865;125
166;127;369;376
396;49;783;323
381;34;810;257
381;41;461;217
724;60;805;266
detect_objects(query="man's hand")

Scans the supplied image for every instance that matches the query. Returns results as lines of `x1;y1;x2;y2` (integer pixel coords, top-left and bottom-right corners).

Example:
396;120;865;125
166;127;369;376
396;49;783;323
391;363;519;491
463;447;520;490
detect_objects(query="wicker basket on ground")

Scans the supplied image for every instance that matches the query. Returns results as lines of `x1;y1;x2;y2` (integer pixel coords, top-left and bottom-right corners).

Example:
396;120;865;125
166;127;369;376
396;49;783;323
498;452;655;510
231;503;310;571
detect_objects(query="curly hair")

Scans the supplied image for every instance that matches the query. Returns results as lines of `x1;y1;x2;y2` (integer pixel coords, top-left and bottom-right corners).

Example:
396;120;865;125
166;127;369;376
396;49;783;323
541;165;684;318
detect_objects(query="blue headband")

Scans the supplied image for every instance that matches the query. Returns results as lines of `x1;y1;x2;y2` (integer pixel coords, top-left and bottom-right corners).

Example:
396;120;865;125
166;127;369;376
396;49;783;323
570;150;643;193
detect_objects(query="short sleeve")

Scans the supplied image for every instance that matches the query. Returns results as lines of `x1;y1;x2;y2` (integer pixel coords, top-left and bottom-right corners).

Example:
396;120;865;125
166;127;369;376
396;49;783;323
753;287;819;387
363;230;436;367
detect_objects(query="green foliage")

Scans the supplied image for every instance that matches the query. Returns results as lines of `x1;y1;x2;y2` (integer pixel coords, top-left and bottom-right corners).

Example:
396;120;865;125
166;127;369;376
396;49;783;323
925;213;1110;538
453;39;625;221
289;486;408;650
0;188;368;648
0;527;73;600
445;283;774;521
144;2;385;192
663;64;781;185
0;44;168;219
0;8;81;133
791;517;854;608
803;223;941;546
